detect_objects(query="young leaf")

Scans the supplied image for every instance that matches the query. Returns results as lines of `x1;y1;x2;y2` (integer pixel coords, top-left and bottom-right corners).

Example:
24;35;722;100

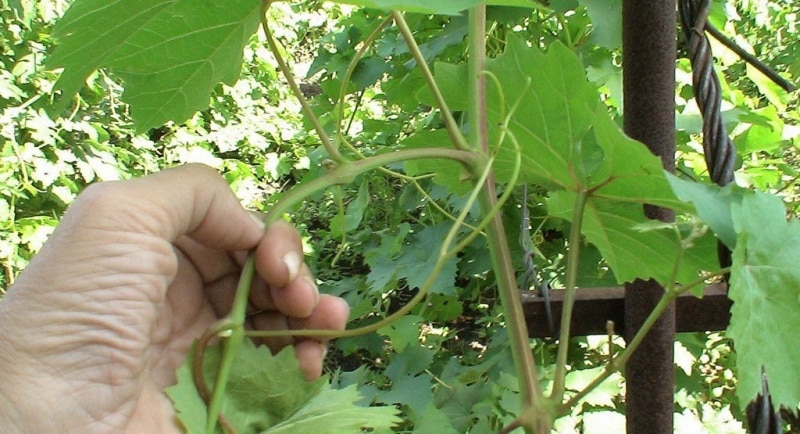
167;340;325;433
264;385;401;433
330;180;370;238
48;0;261;131
666;173;744;249
728;191;800;410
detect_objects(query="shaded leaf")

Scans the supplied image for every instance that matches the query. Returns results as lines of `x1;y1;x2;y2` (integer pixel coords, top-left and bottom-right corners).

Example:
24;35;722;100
330;180;370;238
548;191;718;285
367;223;458;295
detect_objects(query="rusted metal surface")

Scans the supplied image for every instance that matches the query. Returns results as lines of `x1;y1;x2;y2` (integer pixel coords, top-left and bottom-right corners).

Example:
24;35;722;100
522;283;731;338
622;1;677;432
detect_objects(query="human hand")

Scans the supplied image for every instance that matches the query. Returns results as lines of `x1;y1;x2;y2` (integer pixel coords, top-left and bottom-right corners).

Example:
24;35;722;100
0;164;349;433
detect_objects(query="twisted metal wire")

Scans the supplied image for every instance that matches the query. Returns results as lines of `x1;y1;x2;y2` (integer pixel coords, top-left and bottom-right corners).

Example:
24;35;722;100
681;3;785;430
746;366;783;434
679;0;738;271
520;184;555;337
679;0;736;187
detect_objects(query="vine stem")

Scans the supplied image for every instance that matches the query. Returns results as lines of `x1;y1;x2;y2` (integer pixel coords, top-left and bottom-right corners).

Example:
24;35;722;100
204;255;257;434
467;5;546;433
261;1;343;162
249;152;493;342
556;266;731;413
391;11;470;151
551;189;588;402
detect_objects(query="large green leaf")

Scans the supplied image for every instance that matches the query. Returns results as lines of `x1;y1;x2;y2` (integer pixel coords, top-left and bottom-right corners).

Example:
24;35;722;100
427;35;713;284
728;191;800;409
47;0;261;131
579;0;621;49
434;35;680;205
486;37;600;188
548;191;718;285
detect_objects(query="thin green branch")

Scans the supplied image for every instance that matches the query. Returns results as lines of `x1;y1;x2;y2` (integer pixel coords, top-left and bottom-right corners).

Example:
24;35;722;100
550;189;588;402
248;154;493;341
557;267;731;413
261;1;343;162
205;255;256;434
467;6;544;433
441;156;495;258
445;130;521;259
264;147;479;225
198;146;478;432
337;17;392;150
391;11;470;151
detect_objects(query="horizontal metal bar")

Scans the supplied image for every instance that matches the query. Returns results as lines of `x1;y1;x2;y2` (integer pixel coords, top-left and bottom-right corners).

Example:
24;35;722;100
521;283;730;338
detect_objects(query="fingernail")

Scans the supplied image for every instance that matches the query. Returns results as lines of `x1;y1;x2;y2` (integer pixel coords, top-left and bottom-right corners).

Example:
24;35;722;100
306;276;320;303
320;344;328;362
248;212;266;232
282;251;301;282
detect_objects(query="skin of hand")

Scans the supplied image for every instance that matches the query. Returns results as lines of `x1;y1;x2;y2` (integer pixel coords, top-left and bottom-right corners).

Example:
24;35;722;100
0;164;349;433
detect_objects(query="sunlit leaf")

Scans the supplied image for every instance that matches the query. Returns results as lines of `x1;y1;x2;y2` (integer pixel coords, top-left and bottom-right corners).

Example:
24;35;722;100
728;191;800;409
47;0;261;130
167;341;325;434
265;385;401;433
666;173;743;249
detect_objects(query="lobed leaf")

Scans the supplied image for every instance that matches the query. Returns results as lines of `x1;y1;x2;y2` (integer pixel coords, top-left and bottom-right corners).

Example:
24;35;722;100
167;340;326;433
167;339;400;433
48;0;261;131
264;385;401;433
728;191;800;410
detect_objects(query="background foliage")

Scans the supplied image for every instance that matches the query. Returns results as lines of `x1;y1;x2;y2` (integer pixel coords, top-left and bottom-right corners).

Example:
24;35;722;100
1;0;798;432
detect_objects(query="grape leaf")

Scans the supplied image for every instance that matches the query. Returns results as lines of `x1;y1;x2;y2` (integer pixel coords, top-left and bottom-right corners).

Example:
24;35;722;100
728;191;800;409
402;129;473;195
579;0;622;49
47;0;261;131
431;35;685;210
330;180;370;237
548;191;718;285
486;37;600;188
166;340;398;433
665;173;744;249
264;385;401;433
167;340;325;433
366;223;458;296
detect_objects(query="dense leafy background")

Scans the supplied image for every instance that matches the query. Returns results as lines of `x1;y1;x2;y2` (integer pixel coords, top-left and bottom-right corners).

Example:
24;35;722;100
1;0;798;432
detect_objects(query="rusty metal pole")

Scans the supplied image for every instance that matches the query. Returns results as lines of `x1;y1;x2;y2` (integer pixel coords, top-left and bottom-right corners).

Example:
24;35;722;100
622;1;676;433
